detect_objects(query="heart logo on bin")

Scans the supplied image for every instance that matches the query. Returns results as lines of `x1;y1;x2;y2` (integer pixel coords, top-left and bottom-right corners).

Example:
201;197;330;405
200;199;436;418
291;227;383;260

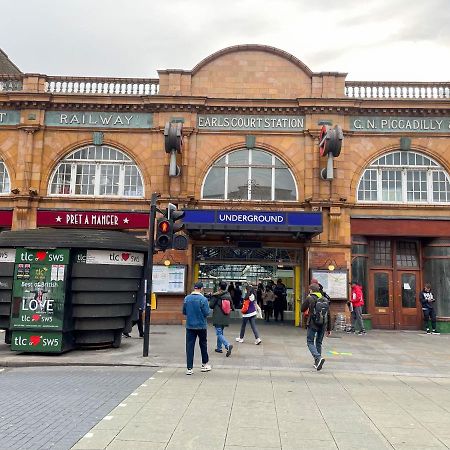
29;335;41;346
36;251;47;261
31;314;41;322
121;253;130;261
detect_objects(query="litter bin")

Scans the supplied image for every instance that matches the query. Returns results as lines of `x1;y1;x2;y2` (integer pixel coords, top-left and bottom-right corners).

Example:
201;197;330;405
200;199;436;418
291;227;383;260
0;229;148;352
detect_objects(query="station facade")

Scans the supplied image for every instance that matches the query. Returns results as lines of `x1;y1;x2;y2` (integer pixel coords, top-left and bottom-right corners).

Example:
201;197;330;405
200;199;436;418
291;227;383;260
0;45;449;330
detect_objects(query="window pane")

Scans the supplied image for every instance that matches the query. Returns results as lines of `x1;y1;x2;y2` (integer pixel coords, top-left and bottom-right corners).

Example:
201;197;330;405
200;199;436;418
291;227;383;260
250;168;272;200
397;241;419;268
228;150;248;165
203;167;225;199
228;167;249;200
374;273;389;307
358;169;378;201
124;165;143;197
252;150;272;165
381;170;402;201
401;274;416;308
50;163;72;194
75;164;95;195
275;168;296;200
99;164;120;196
407;171;427;202
0;161;10;194
433;171;450;202
370;240;392;267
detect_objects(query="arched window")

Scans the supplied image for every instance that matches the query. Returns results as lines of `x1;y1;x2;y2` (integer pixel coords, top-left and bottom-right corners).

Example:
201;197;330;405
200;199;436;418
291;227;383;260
0;160;10;194
357;151;450;204
202;148;297;201
49;145;144;197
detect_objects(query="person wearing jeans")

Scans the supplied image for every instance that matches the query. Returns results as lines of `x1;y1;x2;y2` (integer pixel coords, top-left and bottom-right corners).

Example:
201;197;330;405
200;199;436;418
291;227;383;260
182;281;211;375
236;285;262;345
350;280;366;335
209;281;234;357
301;283;331;371
419;283;440;334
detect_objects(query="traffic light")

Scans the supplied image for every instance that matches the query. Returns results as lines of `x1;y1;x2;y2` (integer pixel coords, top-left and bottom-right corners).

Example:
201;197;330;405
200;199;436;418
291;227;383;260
155;218;173;251
167;203;188;250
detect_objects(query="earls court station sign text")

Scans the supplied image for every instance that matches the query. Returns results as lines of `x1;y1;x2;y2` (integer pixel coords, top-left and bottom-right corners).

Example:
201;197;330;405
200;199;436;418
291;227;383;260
197;114;305;131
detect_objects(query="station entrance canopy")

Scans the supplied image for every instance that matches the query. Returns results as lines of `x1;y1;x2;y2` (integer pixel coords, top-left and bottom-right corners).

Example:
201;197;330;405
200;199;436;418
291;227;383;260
182;209;322;239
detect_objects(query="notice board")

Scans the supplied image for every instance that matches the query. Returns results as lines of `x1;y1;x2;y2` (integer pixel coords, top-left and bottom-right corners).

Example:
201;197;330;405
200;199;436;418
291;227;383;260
310;269;348;299
152;265;186;294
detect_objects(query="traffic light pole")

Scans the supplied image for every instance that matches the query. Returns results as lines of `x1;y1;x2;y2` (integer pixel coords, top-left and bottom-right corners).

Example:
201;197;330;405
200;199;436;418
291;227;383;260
143;192;159;357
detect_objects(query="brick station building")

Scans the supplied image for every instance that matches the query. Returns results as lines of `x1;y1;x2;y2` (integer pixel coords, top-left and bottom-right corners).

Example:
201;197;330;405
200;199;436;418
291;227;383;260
1;44;450;330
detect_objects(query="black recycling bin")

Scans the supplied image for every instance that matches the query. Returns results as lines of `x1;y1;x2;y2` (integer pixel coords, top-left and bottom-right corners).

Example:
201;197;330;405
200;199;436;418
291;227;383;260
0;229;147;352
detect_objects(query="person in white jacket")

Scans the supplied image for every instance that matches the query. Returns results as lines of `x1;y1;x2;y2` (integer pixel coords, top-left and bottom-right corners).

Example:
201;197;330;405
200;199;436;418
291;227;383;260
236;285;262;345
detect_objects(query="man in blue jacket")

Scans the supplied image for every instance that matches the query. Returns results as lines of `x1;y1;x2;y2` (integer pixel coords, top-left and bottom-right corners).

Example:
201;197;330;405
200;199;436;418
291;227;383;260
182;281;212;375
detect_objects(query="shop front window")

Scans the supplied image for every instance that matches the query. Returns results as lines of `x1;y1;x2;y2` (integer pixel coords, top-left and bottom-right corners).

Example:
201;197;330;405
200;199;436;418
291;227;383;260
0;160;11;194
357;151;450;204
49;145;144;198
202;148;297;201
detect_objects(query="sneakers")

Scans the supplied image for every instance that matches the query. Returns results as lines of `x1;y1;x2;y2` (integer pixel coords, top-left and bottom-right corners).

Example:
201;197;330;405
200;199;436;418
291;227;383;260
314;357;325;371
201;363;212;372
255;338;262;345
186;368;193;375
122;332;131;338
226;344;233;357
235;337;244;343
432;330;441;335
426;329;431;334
357;331;366;335
215;349;223;353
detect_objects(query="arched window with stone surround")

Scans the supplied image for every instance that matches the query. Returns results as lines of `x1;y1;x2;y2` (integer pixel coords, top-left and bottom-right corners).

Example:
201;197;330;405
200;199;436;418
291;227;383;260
48;145;144;197
201;148;297;201
357;150;450;204
0;160;10;194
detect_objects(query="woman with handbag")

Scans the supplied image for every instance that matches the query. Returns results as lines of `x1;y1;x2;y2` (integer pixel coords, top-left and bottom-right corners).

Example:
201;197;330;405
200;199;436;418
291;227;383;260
235;285;262;345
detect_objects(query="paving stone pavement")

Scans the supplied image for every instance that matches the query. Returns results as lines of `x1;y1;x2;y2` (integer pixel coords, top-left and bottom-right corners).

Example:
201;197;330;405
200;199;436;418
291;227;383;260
0;366;155;450
72;367;450;450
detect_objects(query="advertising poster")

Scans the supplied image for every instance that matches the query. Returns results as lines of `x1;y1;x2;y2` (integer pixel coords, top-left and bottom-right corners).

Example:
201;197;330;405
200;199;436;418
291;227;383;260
10;249;69;330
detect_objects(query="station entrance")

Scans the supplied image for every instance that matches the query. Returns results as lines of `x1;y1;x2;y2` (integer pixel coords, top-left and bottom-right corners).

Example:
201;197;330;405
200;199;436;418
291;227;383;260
193;245;303;323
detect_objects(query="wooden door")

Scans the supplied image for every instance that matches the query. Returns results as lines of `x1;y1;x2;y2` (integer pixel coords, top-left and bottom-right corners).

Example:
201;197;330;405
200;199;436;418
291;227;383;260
369;270;394;329
394;271;421;329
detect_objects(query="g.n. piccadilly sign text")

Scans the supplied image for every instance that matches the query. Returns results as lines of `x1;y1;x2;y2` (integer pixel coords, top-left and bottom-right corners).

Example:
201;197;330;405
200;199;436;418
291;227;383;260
197;114;305;131
45;111;153;128
351;116;450;132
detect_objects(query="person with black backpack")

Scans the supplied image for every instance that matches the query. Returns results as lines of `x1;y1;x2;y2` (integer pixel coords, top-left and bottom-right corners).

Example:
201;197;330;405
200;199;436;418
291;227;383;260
209;281;235;357
301;283;331;371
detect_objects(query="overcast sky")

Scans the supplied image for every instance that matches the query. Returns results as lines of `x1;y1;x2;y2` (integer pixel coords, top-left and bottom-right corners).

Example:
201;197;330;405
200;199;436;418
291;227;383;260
1;0;449;81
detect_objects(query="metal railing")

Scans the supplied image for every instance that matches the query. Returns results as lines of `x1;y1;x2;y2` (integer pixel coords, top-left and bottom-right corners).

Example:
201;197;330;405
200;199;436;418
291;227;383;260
345;81;450;99
45;76;159;95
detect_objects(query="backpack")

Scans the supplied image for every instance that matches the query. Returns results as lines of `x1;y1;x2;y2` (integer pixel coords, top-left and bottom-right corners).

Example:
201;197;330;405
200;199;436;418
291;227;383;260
311;294;329;325
220;297;231;315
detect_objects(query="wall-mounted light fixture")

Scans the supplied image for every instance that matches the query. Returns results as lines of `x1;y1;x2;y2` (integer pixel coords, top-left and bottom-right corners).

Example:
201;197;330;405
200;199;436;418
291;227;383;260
323;259;338;271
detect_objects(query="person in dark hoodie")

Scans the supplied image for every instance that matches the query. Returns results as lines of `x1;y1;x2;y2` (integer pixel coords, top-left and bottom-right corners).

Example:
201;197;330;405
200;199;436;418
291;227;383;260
301;283;331;371
419;283;440;334
209;281;235;356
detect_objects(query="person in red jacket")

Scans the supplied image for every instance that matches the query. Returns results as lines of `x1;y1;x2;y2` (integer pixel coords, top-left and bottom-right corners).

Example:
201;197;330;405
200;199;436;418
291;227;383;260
349;280;366;335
